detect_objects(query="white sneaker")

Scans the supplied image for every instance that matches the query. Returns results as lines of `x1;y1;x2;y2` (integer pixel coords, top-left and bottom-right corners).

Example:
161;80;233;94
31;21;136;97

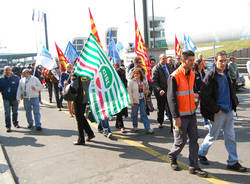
107;132;112;138
204;125;210;130
146;129;154;134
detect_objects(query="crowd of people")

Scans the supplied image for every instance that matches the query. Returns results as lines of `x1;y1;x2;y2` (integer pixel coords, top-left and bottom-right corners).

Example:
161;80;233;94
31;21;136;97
0;50;247;178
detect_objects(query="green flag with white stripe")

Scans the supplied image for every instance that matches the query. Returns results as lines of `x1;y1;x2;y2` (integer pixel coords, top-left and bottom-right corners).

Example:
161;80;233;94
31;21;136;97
74;33;130;122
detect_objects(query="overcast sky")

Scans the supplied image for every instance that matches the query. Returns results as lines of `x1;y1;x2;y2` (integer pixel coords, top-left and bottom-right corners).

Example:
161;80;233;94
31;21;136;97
0;0;249;56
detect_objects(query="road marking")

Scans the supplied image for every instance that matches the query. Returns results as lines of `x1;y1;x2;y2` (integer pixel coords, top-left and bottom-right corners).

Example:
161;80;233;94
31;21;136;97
42;100;229;184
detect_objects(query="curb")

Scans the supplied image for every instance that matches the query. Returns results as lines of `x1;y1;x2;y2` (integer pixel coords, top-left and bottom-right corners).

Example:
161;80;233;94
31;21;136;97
0;144;15;184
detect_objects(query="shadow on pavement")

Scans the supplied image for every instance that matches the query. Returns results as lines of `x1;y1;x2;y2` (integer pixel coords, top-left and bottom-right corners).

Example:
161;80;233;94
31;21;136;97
0;136;44;147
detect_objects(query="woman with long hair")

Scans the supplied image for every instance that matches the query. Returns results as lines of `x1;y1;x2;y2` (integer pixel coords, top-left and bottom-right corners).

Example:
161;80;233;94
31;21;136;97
127;68;154;134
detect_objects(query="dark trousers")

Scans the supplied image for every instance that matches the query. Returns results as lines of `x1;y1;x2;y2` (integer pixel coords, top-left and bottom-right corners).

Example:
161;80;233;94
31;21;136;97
168;114;199;168
74;102;94;143
116;108;125;128
53;82;62;108
232;79;237;91
156;95;173;129
46;79;53;101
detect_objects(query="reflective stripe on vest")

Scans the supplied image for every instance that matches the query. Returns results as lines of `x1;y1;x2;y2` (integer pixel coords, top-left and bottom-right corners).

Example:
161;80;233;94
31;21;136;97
171;66;196;116
176;90;194;96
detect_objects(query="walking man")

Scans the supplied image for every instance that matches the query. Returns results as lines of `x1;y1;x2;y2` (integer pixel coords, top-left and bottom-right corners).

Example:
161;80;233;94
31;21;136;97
17;69;43;130
0;66;20;132
152;54;173;129
167;50;208;177
198;51;247;172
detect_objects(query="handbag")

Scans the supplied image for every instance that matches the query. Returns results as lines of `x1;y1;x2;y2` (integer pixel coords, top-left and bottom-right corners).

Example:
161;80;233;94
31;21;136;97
62;85;76;101
145;96;154;112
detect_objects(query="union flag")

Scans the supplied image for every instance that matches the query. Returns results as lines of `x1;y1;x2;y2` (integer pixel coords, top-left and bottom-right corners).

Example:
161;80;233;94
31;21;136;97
55;42;69;72
89;8;102;48
175;34;182;57
134;17;152;82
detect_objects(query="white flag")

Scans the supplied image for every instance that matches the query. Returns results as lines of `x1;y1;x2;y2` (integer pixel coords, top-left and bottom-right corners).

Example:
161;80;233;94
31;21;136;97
36;46;57;70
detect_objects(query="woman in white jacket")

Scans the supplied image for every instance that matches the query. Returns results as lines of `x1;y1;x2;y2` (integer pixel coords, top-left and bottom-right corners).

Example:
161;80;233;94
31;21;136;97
17;69;43;130
127;68;154;134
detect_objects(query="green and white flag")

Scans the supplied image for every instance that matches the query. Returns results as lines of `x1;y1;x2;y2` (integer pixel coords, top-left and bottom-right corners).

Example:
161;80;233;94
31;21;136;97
74;33;130;122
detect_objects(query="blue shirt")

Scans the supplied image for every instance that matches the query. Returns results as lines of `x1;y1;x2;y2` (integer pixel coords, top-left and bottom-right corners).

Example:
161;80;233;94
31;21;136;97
160;64;170;80
0;74;20;100
216;72;232;112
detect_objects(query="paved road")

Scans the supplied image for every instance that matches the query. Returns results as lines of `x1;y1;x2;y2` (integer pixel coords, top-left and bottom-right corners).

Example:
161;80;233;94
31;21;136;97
0;88;249;184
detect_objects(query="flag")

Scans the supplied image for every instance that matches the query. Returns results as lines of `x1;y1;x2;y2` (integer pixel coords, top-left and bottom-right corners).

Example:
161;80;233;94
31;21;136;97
74;33;130;123
116;41;124;53
183;34;197;51
89;8;102;47
108;30;121;64
175;34;182;56
32;9;35;21
187;35;197;51
55;42;70;72
134;17;152;82
36;45;57;70
64;41;79;64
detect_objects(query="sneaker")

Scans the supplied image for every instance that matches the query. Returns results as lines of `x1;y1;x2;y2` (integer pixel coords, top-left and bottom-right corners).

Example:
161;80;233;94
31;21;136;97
58;108;61;111
146;129;154;134
131;127;139;132
158;123;163;128
36;127;42;131
106;132;112;138
204;124;210;130
198;155;209;165
189;167;208;177
169;157;179;171
73;141;85;145
86;134;95;141
27;124;33;129
227;162;247;172
121;128;125;133
6;128;11;133
14;124;20;128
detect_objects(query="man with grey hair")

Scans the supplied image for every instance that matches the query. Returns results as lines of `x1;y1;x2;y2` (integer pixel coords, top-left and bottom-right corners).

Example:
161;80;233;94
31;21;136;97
0;66;20;132
152;54;173;130
17;69;43;131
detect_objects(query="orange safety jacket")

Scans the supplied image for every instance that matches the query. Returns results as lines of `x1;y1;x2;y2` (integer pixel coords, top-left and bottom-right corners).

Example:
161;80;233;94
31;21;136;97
171;66;196;116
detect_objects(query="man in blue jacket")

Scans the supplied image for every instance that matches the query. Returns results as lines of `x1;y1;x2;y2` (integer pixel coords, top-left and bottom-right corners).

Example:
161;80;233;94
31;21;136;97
0;66;20;132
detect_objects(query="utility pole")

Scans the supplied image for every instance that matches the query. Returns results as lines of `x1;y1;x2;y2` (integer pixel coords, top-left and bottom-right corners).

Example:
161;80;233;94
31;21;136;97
142;0;149;48
151;0;155;48
44;13;49;50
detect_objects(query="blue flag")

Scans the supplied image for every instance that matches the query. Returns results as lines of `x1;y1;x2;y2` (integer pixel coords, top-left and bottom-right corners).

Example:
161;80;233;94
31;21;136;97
64;41;79;64
108;30;121;64
183;34;197;51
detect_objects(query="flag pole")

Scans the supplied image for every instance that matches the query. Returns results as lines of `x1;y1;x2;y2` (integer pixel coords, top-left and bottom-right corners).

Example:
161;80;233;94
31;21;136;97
44;13;49;50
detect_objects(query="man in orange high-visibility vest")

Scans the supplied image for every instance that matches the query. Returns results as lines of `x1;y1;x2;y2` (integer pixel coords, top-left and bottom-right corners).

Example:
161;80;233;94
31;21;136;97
167;50;208;177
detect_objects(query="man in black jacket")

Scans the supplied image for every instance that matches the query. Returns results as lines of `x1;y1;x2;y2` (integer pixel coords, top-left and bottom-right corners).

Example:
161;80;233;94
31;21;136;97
70;75;95;145
198;51;247;172
152;54;173;129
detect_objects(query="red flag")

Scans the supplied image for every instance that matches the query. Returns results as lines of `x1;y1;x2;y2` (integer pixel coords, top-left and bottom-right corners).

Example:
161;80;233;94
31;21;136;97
55;42;69;72
175;34;182;57
89;8;102;48
134;17;152;82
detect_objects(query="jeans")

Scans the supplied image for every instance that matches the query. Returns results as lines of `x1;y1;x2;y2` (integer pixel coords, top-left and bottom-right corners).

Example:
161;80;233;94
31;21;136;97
131;98;150;131
23;97;41;128
100;119;111;135
3;99;19;128
198;111;238;165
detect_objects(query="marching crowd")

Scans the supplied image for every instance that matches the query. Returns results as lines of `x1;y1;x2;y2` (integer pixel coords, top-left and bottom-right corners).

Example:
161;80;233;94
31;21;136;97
0;50;247;178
